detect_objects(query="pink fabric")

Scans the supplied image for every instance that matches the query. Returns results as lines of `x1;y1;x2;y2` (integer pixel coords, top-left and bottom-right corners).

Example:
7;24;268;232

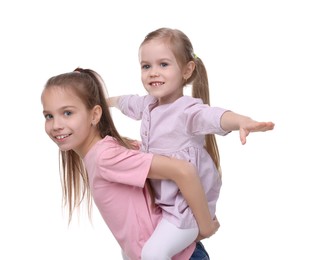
83;136;195;259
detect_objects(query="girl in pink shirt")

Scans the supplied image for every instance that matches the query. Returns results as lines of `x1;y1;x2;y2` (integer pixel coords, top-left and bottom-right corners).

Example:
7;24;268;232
108;27;275;259
41;68;221;259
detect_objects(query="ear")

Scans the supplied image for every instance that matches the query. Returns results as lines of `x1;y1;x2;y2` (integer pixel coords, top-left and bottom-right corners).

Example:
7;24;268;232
183;61;195;80
91;105;102;126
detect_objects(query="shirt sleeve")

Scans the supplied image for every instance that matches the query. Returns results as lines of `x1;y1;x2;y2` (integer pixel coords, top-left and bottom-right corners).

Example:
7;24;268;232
117;95;153;120
97;141;153;188
185;102;230;136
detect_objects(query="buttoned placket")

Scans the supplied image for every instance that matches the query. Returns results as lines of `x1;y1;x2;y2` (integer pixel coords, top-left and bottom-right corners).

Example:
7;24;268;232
141;109;151;152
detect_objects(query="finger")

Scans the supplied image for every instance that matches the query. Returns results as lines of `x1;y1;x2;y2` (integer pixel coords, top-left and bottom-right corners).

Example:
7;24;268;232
240;129;247;145
252;122;274;132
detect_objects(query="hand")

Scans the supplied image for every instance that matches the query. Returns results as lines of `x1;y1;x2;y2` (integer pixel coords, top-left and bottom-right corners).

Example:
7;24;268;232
239;120;275;145
196;216;220;241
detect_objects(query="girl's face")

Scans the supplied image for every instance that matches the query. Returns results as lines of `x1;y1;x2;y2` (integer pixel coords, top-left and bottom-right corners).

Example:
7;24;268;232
139;39;186;105
42;86;99;157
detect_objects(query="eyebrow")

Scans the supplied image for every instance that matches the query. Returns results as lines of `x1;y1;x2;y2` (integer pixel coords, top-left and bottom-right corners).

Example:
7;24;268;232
42;106;77;114
140;57;172;63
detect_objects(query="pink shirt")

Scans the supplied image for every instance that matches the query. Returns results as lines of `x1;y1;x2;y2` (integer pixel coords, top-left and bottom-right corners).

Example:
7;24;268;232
118;95;229;228
83;136;195;259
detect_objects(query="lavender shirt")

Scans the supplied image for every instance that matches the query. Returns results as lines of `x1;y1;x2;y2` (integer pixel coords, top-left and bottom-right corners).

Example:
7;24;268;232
118;95;229;229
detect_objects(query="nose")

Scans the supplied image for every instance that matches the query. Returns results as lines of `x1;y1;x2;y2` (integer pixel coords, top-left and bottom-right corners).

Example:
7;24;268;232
150;68;159;77
52;116;64;131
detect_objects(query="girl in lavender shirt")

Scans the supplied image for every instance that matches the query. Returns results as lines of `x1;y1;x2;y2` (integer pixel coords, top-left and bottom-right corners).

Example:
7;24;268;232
108;27;275;259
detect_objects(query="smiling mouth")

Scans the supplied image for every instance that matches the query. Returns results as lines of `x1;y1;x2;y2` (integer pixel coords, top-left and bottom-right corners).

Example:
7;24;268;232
150;82;164;86
54;134;71;140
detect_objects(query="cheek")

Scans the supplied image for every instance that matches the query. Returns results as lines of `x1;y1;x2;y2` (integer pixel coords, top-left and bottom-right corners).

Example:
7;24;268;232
44;122;51;135
76;118;92;134
141;70;148;80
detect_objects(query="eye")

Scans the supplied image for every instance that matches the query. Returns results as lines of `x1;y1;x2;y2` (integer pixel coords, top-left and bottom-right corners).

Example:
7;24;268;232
44;114;53;120
160;62;168;68
141;64;150;70
64;111;72;116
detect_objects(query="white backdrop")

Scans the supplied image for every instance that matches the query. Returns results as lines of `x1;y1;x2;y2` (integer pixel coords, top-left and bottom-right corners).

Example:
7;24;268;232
1;0;310;259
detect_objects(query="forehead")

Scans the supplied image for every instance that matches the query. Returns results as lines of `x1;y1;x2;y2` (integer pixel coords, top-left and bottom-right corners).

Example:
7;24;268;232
139;39;175;60
42;86;75;99
41;86;83;108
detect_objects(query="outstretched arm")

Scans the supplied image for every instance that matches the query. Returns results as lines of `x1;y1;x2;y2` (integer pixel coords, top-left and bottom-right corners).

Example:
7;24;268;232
147;155;219;239
220;111;275;144
107;96;121;108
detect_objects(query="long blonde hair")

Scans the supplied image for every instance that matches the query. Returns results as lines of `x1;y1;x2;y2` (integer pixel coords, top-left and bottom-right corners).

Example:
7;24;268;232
141;28;221;174
43;68;132;223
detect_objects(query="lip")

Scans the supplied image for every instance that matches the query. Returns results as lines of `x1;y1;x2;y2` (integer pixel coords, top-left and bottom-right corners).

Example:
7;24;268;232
53;133;72;142
149;81;164;87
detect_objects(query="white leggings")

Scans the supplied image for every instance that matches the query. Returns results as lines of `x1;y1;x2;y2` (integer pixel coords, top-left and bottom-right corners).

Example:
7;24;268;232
141;218;198;260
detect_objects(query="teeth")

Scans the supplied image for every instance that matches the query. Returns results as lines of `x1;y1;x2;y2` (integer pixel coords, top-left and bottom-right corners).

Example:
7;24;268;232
151;82;163;86
56;134;69;139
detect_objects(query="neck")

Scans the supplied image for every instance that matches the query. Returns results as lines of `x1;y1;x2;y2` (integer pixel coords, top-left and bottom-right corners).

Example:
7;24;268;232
158;93;183;106
76;131;102;158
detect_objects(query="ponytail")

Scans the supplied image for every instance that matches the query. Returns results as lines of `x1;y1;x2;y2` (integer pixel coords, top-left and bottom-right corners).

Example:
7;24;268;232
192;58;221;175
